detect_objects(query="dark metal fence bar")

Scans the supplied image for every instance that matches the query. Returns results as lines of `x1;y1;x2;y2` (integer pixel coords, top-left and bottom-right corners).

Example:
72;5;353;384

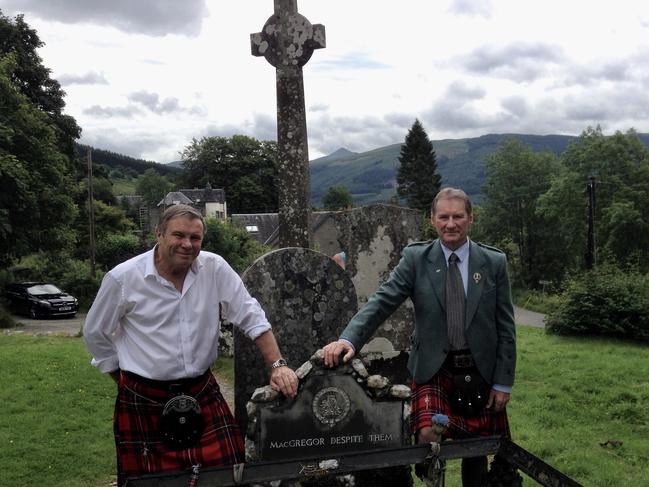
498;440;583;487
125;437;583;487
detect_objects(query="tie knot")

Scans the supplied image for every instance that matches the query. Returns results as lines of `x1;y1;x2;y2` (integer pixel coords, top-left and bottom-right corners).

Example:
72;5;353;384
449;253;459;264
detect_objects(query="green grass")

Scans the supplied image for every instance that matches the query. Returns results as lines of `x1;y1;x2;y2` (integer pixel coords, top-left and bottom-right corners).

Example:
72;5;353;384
1;330;648;486
111;177;138;196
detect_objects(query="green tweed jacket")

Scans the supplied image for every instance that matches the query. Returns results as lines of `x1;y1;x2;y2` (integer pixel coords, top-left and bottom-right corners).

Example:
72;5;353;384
340;239;516;386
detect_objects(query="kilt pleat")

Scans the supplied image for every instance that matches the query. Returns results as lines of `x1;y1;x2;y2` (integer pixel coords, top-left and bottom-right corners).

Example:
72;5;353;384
114;370;244;486
410;366;511;439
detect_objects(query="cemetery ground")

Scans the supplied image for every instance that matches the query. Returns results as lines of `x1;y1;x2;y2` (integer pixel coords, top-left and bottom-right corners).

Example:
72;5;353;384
0;329;647;487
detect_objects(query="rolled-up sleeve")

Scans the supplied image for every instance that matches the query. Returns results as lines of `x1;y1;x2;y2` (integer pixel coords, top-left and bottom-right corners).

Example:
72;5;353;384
83;273;124;373
218;261;271;340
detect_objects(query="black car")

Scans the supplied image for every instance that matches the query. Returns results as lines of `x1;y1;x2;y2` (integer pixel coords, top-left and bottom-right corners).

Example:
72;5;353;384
5;282;79;319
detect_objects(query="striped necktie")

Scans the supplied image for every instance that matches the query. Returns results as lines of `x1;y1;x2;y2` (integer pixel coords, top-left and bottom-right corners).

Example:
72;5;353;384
446;252;466;350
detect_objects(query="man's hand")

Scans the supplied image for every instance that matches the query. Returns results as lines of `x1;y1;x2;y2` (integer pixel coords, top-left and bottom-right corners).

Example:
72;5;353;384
322;340;355;368
486;389;510;412
270;367;299;398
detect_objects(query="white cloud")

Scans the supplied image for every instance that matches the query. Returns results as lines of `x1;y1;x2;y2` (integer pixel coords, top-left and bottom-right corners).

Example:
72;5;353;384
4;0;649;162
3;0;208;36
58;71;108;85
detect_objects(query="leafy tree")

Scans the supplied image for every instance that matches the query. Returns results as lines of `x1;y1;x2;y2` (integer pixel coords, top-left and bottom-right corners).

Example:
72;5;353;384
0;11;81;163
136;168;174;207
0;53;79;267
96;233;141;270
322;185;353;210
396;119;441;213
538;127;649;274
202;218;271;273
181;135;278;213
480;138;560;287
73;200;136;261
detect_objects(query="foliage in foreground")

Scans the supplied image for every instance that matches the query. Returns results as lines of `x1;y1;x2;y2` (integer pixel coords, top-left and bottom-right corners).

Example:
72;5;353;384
1;329;647;487
202;217;272;273
546;264;649;342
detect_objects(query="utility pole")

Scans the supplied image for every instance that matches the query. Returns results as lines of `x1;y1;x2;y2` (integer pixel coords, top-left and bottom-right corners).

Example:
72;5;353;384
87;148;97;277
585;175;596;269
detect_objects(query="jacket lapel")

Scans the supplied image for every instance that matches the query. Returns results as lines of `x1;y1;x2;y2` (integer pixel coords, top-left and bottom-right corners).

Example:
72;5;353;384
466;241;486;328
426;240;447;310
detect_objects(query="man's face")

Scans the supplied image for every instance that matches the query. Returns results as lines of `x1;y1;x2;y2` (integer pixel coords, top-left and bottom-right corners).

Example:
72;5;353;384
155;216;204;273
431;197;473;250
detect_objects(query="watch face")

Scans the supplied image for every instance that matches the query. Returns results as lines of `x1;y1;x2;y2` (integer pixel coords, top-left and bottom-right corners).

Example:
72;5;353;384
272;358;287;368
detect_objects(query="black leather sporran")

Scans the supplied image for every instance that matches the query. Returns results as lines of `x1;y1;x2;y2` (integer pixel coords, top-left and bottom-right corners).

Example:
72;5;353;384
159;394;204;450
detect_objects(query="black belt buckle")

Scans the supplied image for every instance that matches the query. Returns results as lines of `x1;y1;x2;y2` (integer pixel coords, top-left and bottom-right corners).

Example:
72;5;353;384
159;394;204;450
453;354;474;369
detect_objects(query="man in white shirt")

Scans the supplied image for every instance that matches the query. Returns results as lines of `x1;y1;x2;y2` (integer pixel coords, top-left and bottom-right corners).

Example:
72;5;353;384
84;204;297;486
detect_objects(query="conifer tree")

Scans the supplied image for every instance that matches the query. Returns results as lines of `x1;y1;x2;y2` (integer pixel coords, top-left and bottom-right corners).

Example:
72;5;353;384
396;119;441;213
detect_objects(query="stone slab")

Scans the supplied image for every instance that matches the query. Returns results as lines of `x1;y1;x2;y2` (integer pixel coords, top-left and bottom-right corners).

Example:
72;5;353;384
235;247;358;433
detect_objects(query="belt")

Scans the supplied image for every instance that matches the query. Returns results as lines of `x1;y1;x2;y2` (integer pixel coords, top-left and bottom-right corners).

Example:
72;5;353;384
444;350;476;369
122;369;210;392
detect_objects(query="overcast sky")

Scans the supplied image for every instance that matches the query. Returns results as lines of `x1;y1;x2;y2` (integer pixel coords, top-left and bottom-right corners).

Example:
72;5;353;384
4;0;649;162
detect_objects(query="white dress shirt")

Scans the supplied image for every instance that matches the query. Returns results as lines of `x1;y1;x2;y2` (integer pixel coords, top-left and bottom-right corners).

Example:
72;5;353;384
84;248;271;380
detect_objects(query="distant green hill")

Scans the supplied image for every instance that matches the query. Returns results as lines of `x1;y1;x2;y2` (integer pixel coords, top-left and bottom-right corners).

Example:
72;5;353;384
310;133;649;205
75;143;180;176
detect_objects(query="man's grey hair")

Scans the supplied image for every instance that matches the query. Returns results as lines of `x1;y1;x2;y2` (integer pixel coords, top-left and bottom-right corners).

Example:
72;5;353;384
157;204;206;235
431;187;473;215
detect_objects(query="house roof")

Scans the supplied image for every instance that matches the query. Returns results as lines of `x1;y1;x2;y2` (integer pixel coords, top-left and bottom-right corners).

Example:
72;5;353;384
178;187;226;204
157;186;226;207
158;192;193;206
231;213;279;246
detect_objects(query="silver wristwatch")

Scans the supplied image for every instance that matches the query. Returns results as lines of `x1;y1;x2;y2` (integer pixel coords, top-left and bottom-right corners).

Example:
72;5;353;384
271;358;287;369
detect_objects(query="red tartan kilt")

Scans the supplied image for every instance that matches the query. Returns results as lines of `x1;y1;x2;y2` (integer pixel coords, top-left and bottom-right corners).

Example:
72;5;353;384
410;366;510;440
114;370;244;486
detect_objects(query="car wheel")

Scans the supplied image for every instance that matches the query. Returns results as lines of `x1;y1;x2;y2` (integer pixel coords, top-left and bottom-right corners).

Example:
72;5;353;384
29;307;39;319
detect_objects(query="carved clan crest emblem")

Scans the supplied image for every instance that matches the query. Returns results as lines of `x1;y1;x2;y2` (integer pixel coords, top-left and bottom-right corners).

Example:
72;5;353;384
312;387;351;426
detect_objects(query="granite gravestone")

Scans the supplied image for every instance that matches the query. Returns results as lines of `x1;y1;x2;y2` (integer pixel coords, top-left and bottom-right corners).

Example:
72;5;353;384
246;352;410;463
235;248;357;436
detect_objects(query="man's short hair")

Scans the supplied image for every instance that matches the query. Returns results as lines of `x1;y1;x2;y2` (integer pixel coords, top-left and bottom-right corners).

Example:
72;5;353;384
431;187;473;215
157;204;206;235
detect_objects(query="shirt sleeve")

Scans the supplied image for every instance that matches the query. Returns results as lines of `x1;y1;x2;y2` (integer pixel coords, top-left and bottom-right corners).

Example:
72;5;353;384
83;273;124;373
217;259;272;340
492;384;512;393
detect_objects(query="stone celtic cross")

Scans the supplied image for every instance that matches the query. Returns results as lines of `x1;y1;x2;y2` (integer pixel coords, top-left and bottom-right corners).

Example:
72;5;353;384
251;0;326;248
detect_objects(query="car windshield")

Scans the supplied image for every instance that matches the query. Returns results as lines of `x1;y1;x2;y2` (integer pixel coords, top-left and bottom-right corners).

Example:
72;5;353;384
27;284;63;296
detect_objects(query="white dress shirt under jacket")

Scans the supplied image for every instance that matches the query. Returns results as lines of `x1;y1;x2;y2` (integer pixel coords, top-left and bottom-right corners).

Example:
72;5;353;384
83;248;271;380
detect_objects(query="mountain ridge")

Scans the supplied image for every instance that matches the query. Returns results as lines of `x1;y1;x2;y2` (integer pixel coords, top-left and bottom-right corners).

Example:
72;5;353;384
310;132;649;205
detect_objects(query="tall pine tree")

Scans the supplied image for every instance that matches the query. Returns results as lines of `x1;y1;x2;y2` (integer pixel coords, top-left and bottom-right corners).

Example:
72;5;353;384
396;119;441;213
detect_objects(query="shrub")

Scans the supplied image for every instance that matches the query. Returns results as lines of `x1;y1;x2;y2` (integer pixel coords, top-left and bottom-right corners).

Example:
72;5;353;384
545;264;649;341
0;304;17;328
96;233;142;270
202;218;271;273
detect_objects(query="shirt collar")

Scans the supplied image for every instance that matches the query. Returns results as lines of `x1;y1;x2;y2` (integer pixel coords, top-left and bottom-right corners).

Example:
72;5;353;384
145;246;204;278
440;238;470;264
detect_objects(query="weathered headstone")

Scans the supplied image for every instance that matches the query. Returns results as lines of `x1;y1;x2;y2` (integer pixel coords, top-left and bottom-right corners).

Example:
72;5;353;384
247;353;410;463
251;0;325;247
313;203;423;383
235;248;357;436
